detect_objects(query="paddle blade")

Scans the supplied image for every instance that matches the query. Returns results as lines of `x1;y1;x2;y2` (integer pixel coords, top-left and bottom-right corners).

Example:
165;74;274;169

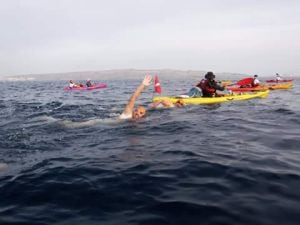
235;77;254;86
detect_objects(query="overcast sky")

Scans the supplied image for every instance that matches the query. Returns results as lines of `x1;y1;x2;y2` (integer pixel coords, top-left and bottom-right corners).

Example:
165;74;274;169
1;0;300;77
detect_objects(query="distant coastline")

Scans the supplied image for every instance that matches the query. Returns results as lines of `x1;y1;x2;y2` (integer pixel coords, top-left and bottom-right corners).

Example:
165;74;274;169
1;69;247;81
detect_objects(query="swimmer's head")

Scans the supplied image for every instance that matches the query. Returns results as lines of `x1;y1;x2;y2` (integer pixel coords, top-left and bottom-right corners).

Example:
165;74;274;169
175;99;185;107
132;106;146;119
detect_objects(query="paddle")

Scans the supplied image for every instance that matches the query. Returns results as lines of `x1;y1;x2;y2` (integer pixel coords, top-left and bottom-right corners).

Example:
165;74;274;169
227;77;254;86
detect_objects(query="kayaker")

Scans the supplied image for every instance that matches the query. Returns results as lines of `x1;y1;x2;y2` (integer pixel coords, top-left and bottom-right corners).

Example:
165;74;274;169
69;80;79;88
86;79;93;87
119;75;152;120
252;74;260;87
196;72;225;97
275;73;282;81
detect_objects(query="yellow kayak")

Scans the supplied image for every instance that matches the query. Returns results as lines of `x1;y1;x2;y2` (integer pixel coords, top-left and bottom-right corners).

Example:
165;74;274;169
153;90;269;105
268;82;293;90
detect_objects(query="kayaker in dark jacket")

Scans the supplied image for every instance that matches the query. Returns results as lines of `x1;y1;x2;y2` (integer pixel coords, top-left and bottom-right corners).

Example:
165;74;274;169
86;79;93;87
197;72;225;97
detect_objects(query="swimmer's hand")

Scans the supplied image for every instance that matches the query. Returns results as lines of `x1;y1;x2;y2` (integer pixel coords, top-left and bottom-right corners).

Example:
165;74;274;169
142;75;152;86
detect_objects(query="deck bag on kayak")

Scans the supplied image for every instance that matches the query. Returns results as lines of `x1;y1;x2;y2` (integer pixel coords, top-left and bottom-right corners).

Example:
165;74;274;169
187;87;202;97
176;87;203;98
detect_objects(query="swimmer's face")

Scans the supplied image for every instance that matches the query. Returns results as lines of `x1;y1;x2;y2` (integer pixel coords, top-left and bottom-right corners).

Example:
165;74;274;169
132;106;146;119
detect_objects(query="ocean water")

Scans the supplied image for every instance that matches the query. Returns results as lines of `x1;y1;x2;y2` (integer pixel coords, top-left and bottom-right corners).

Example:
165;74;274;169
0;78;299;225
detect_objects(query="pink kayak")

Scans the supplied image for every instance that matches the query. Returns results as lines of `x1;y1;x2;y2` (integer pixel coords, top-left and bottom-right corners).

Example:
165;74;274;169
64;84;107;90
265;79;293;83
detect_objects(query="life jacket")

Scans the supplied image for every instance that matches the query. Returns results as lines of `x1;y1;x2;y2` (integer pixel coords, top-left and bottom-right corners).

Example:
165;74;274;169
197;79;216;94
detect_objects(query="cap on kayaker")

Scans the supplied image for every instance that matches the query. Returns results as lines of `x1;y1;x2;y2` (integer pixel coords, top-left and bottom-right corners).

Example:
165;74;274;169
205;71;216;80
254;74;258;78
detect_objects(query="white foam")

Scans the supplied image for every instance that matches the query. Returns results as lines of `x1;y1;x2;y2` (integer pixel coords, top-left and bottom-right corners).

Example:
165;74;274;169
30;116;58;123
60;117;123;128
30;114;126;129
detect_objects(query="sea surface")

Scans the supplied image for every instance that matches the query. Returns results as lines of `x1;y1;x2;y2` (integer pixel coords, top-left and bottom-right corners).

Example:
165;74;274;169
0;78;300;225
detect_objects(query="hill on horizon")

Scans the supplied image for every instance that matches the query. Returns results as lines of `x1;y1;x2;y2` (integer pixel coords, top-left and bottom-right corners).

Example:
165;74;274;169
2;69;248;81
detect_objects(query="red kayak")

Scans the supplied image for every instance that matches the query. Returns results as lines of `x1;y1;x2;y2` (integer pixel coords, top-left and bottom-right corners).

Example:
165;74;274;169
64;84;107;90
265;79;293;83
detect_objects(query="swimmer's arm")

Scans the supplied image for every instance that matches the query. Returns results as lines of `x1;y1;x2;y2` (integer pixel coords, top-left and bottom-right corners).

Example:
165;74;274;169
122;75;152;115
151;100;163;108
160;99;175;108
152;99;174;108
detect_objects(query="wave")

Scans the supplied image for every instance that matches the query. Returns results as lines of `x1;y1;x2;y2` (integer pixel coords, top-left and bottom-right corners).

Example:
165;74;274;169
27;115;126;129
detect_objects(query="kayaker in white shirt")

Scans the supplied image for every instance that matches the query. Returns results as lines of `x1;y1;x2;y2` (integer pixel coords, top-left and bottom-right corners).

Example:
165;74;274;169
275;73;282;81
69;80;79;88
252;75;260;87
